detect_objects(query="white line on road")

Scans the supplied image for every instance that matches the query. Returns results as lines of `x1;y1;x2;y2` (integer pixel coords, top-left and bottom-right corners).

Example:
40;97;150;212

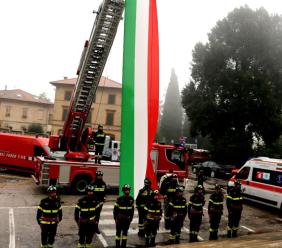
182;227;204;241
9;208;15;248
97;234;108;247
241;225;255;232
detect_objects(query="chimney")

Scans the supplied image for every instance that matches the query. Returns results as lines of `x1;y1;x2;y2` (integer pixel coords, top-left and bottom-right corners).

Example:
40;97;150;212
63;76;68;80
4;85;7;90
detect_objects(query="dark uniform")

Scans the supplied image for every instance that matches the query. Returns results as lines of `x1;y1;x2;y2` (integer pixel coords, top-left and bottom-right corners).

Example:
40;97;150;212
226;180;243;238
188;185;205;242
93;125;106;164
113;184;134;248
136;178;153;237
91;170;107;233
75;185;101;248
167;186;187;244
160;173;178;229
36;186;62;248
208;184;224;240
197;170;207;189
144;190;162;247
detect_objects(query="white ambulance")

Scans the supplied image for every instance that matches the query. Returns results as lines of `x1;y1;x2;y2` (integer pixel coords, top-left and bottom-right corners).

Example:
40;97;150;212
229;157;282;211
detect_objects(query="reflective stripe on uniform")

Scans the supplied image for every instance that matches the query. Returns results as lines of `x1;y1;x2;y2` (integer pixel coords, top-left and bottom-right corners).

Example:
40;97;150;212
227;196;243;200
38;206;61;213
209;199;223;205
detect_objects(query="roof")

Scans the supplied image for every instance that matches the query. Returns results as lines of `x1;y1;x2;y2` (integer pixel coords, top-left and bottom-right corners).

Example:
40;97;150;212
0;89;53;105
50;76;121;89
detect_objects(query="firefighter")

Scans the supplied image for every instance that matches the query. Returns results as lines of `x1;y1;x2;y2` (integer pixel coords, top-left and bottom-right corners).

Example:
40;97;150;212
91;170;107;234
208;184;224;240
160;173;179;229
37;185;62;248
75;185;101;248
144;190;162;247
167;186;187;244
136;178;153;237
197;169;207;188
226;179;243;238
188;184;205;242
113;184;134;248
93;124;106;164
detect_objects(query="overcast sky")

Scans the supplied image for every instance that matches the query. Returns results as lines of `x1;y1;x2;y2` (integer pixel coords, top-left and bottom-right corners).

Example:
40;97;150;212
0;0;281;102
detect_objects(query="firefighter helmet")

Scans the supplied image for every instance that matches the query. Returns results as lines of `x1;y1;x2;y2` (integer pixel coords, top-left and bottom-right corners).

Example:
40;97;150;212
176;186;184;193
215;184;221;190
144;178;152;186
195;184;204;192
122;184;131;192
47;185;57;193
96;170;103;176
86;185;95;192
152;189;159;195
235;179;241;186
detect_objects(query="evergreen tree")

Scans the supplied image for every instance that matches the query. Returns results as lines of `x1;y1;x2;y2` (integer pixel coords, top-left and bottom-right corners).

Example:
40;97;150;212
159;69;183;143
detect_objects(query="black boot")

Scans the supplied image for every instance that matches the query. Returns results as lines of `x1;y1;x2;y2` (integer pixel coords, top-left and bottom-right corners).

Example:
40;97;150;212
150;237;156;247
209;232;213;240
227;230;232;238
175;236;180;244
121;239;127;248
232;230;237;237
214;231;218;240
190;233;195;242
145;237;150;246
115;240;120;248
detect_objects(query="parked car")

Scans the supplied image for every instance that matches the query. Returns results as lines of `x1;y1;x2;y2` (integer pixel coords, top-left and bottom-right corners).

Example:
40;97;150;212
192;161;236;179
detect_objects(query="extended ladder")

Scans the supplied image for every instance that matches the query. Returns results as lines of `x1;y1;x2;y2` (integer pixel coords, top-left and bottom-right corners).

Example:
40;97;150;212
62;0;124;154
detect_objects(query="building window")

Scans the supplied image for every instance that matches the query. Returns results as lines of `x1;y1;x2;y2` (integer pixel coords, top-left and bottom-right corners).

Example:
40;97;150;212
106;111;115;126
5;106;11;117
62;107;68;121
38;109;43;120
64;91;72;101
22;108;28;119
108;94;116;105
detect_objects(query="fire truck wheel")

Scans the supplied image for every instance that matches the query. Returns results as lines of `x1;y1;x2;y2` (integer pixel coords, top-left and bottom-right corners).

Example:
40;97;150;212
71;176;91;194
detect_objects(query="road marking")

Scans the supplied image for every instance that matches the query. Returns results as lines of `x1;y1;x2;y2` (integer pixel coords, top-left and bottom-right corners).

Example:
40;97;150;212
99;217;164;225
97;234;108;247
241;225;255;232
9;208;15;248
101;226;190;237
182;227;204;241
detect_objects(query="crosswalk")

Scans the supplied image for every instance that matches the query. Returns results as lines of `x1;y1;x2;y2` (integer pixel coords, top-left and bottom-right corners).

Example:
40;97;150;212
99;203;191;237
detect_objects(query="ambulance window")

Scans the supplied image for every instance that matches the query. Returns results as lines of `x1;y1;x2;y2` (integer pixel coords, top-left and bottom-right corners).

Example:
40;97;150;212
34;146;47;157
252;168;274;185
237;166;250;180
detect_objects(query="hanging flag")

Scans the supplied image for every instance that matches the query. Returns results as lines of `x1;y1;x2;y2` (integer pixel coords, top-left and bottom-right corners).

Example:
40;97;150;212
120;0;159;197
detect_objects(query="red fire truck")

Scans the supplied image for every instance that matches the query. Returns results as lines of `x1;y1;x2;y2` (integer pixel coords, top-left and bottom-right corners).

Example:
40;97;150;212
33;143;189;193
32;0;190;193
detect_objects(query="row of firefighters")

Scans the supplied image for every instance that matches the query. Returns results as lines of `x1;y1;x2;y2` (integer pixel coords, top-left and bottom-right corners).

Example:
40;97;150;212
36;171;243;248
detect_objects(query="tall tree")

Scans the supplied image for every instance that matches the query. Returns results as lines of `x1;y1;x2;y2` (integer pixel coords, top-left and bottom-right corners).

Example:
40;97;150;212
159;69;183;143
182;6;282;164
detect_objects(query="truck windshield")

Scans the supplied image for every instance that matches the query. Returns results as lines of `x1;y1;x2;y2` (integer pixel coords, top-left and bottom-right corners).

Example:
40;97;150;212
166;148;185;170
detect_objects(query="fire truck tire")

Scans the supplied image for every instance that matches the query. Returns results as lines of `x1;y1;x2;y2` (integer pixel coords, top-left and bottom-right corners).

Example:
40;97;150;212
71;176;91;194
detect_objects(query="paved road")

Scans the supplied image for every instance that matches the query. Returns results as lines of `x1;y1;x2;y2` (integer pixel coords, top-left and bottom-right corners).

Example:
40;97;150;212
0;171;281;248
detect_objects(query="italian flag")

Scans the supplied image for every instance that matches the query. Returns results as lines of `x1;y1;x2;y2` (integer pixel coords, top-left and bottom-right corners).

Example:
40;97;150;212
120;0;159;197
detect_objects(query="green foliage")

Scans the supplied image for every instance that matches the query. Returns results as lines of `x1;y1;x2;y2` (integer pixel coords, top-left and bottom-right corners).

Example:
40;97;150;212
159;69;183;143
182;6;282;164
27;123;44;134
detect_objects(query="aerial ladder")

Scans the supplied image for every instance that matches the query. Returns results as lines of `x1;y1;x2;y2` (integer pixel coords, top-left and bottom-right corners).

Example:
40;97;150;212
49;0;124;161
